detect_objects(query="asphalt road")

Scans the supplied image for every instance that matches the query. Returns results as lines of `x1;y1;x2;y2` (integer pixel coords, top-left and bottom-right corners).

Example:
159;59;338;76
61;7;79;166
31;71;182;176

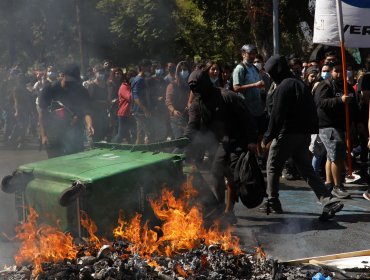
0;141;369;267
0;141;47;266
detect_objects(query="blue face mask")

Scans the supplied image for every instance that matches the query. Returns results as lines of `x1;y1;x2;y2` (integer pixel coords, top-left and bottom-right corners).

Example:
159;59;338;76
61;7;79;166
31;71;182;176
321;71;330;80
180;70;189;80
155;68;164;76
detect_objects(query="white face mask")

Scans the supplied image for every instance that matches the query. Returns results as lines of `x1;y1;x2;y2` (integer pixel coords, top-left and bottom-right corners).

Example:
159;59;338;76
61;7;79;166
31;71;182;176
321;71;330;80
210;77;218;84
254;63;263;71
180;70;189;79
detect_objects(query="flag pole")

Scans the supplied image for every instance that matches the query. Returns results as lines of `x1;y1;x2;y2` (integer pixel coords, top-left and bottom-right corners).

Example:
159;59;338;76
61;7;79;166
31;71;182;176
336;0;353;177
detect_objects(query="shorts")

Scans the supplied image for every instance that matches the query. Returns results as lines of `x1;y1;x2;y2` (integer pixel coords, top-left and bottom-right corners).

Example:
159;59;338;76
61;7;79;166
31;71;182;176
319;127;346;161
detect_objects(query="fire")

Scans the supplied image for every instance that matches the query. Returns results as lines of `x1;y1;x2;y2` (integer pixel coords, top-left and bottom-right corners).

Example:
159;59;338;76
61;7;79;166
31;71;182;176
113;211;158;257
80;210;109;254
14;208;78;276
113;181;241;258
255;245;267;259
15;180;242;276
175;263;189;277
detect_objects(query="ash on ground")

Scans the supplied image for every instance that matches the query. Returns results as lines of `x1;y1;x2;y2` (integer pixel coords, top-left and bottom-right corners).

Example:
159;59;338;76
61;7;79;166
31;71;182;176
2;240;369;280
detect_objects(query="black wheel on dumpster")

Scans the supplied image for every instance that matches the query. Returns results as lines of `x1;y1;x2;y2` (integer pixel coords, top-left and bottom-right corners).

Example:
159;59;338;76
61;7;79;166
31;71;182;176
59;182;86;207
1;175;16;193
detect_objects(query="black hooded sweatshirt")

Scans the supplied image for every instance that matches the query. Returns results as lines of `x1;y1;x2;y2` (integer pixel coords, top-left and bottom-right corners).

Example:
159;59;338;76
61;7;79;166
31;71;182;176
184;70;258;148
314;77;358;130
263;55;319;144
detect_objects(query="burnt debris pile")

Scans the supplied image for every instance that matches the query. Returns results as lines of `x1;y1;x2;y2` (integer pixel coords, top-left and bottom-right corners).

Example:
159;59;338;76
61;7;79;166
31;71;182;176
3;240;370;280
2;184;370;279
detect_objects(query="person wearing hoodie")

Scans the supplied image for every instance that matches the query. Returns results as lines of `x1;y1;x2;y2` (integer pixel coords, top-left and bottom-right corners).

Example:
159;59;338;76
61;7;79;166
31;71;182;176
184;69;258;224
260;55;343;221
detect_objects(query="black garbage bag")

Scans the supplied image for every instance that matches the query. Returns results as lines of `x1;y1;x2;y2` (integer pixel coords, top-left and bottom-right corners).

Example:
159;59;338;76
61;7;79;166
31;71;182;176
234;151;266;208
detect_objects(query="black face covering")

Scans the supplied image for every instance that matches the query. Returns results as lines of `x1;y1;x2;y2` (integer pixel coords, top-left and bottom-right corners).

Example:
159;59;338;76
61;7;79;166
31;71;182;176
264;55;293;84
188;70;214;98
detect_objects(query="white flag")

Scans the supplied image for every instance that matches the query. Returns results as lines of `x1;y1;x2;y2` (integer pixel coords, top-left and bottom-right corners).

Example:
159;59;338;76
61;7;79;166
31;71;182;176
313;0;370;47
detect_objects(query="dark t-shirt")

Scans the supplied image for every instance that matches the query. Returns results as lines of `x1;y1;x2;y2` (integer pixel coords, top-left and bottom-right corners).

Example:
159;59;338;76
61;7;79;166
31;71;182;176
39;81;91;130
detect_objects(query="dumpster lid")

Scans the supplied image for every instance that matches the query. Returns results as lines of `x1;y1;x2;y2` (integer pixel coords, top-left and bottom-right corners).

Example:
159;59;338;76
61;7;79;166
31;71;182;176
18;148;181;183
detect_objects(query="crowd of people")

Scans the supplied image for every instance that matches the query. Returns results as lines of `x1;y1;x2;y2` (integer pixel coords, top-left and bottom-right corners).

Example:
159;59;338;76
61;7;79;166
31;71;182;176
1;45;370;224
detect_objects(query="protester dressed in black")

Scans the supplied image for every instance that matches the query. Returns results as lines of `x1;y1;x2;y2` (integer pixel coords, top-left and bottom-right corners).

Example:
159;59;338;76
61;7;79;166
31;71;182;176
38;64;94;158
184;69;258;223
261;55;343;220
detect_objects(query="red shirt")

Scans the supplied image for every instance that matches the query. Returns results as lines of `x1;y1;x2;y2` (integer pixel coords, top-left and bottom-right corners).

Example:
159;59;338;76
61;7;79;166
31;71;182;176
117;82;132;117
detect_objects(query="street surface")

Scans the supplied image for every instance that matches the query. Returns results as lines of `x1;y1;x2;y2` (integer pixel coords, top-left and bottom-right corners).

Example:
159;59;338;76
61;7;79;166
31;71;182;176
0;139;369;267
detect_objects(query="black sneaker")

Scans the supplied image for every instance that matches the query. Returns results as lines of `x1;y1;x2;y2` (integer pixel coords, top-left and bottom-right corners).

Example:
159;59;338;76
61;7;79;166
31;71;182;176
331;185;351;199
324;182;334;192
319;201;344;221
258;198;283;214
282;169;300;181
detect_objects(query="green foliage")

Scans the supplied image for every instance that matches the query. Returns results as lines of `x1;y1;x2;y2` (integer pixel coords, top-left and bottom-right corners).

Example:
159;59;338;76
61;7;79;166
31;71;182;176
0;0;337;70
98;0;178;61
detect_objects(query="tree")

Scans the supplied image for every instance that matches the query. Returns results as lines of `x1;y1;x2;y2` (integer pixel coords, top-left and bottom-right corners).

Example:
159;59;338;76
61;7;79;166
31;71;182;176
97;0;178;63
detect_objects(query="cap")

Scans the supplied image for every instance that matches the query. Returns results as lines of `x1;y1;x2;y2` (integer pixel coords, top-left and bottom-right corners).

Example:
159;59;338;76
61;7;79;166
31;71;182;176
241;44;257;53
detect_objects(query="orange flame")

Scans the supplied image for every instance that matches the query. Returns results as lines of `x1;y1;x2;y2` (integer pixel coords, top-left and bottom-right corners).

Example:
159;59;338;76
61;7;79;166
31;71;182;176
14;208;78;276
80;211;102;250
175;263;189;277
15;180;242;275
254;245;266;259
113;181;241;261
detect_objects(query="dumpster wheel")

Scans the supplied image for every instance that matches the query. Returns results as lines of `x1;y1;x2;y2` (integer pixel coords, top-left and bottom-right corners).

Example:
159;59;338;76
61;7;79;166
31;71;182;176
59;181;86;207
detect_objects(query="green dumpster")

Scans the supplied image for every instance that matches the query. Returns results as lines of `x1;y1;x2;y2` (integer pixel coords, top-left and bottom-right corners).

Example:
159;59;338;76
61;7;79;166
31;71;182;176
2;143;184;237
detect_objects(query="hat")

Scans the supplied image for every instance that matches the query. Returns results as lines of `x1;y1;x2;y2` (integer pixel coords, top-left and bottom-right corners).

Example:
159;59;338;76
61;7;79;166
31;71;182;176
241;44;257;53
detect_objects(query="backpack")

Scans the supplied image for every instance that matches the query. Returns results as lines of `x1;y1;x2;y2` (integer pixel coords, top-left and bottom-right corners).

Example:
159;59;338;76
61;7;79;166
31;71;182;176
234;151;266;208
228;63;260;91
228;63;247;91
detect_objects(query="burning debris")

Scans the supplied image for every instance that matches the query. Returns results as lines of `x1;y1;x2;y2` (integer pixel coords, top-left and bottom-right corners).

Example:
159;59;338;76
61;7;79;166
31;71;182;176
1;183;370;279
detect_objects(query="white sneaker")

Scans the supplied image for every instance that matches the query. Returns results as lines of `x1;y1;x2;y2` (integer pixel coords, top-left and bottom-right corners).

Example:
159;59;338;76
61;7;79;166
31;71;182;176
363;191;370;202
345;173;361;184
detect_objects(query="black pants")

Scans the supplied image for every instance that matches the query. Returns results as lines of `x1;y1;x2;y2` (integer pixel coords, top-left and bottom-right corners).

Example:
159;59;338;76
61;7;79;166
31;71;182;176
266;133;339;206
211;142;241;204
